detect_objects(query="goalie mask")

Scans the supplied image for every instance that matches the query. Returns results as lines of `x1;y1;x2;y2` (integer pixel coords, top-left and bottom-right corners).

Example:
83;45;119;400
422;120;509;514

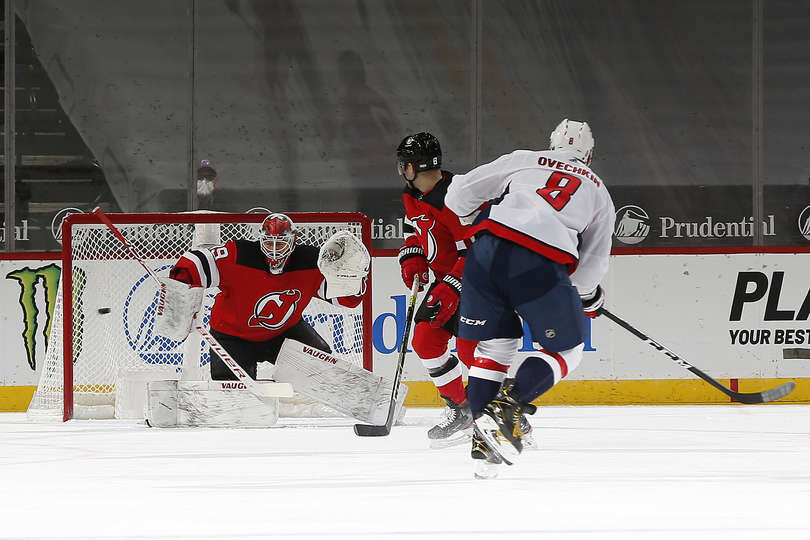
396;132;442;182
259;213;297;274
549;119;595;166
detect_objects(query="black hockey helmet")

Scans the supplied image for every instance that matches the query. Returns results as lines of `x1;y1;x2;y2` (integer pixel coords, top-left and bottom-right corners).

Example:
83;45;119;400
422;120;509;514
396;132;442;178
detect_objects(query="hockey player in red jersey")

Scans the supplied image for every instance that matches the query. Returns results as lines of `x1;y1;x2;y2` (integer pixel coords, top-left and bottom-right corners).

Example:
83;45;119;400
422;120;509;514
168;213;368;381
396;132;478;447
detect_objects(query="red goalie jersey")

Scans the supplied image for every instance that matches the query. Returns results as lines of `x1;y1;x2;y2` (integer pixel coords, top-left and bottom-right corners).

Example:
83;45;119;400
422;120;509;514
169;240;362;341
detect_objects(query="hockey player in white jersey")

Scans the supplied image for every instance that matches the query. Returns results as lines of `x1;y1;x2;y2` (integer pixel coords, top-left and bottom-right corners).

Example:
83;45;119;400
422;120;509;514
444;119;615;478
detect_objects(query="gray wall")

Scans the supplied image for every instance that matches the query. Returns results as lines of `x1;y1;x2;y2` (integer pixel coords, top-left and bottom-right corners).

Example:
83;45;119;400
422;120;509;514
7;0;810;249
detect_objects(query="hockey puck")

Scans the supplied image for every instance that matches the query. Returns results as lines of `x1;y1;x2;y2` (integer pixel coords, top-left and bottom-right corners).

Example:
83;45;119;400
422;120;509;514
98;307;111;314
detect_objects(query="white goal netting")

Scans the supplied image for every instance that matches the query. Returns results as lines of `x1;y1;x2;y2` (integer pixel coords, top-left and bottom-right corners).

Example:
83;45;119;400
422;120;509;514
26;212;372;421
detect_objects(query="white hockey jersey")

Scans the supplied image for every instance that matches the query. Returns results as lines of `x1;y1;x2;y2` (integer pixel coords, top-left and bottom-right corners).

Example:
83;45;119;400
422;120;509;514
445;149;615;295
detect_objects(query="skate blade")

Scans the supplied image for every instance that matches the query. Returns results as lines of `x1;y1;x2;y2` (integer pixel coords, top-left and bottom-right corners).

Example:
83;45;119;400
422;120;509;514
473;460;500;480
522;432;538;450
429;427;472;449
474;416;519;465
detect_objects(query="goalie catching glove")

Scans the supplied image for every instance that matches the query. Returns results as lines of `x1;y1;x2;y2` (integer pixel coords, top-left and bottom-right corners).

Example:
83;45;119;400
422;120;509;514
580;285;605;318
153;278;204;342
317;230;370;299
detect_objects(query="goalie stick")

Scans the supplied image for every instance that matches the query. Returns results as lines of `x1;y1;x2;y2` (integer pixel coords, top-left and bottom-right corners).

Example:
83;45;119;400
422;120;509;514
92;208;290;403
354;276;421;436
600;308;795;404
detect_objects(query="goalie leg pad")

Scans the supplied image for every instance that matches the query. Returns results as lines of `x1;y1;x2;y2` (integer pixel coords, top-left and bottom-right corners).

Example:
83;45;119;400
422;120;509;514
146;380;289;427
273;339;407;424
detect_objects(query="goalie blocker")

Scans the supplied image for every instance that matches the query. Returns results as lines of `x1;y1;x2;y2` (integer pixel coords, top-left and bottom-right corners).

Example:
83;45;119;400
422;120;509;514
146;339;406;427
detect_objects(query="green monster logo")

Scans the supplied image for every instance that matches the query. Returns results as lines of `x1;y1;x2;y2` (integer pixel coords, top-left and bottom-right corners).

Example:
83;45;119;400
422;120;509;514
6;264;61;370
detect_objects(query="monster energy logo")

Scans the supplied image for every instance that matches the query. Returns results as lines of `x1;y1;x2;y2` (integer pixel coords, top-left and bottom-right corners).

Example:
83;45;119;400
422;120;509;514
6;264;61;370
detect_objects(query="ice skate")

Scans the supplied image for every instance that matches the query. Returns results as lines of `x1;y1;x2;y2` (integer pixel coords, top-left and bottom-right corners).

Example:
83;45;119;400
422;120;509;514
473;384;532;463
501;379;537;450
471;426;503;479
428;397;473;449
519;411;537;450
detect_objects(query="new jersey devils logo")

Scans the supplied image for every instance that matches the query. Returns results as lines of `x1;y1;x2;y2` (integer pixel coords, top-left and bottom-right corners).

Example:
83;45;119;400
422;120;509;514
412;214;438;263
248;289;302;330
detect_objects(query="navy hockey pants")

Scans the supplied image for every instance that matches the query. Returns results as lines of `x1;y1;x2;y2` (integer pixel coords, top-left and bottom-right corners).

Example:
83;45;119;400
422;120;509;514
458;233;588;353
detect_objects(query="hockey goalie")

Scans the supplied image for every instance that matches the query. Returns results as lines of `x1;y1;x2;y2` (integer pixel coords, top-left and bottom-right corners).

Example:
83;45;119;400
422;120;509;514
149;212;405;427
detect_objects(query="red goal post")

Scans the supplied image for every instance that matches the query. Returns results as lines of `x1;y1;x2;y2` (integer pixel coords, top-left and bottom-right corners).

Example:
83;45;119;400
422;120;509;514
28;211;373;421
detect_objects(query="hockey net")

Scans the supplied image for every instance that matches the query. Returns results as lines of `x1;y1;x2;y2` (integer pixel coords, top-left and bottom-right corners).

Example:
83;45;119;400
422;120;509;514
26;212;373;421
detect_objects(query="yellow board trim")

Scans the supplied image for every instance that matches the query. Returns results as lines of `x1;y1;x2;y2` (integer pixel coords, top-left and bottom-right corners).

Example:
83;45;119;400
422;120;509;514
3;378;808;412
0;386;37;412
401;378;810;407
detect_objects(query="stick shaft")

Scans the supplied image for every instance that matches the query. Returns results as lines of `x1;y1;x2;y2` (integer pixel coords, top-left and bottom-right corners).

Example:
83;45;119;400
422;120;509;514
384;277;421;425
354;277;420;435
94;208;161;284
600;308;725;390
600;308;794;404
195;324;273;398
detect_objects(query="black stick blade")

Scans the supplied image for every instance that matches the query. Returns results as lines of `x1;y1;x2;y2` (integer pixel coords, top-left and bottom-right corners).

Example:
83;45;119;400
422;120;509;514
353;423;390;437
734;381;796;404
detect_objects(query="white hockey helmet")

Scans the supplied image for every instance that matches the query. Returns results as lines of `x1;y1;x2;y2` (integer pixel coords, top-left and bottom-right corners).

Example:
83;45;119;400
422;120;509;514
549;118;594;165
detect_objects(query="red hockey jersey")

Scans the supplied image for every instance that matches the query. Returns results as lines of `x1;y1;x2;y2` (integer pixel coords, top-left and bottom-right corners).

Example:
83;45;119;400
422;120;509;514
170;240;361;341
402;171;471;280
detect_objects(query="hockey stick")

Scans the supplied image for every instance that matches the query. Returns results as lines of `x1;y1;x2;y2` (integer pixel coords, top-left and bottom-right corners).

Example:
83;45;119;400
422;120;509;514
195;323;293;398
354;276;421;436
600;308;795;404
92;208;290;401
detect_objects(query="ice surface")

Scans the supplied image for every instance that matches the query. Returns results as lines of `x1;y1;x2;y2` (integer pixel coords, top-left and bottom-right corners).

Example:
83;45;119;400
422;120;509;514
2;405;809;539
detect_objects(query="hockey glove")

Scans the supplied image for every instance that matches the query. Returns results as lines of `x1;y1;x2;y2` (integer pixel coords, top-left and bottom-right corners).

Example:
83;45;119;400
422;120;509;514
399;244;429;291
580;285;605;318
425;275;462;328
153;278;204;342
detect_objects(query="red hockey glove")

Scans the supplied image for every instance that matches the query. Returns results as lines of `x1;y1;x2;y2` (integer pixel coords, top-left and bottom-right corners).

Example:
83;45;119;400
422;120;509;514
426;275;462;328
580;285;605;318
399;244;429;291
